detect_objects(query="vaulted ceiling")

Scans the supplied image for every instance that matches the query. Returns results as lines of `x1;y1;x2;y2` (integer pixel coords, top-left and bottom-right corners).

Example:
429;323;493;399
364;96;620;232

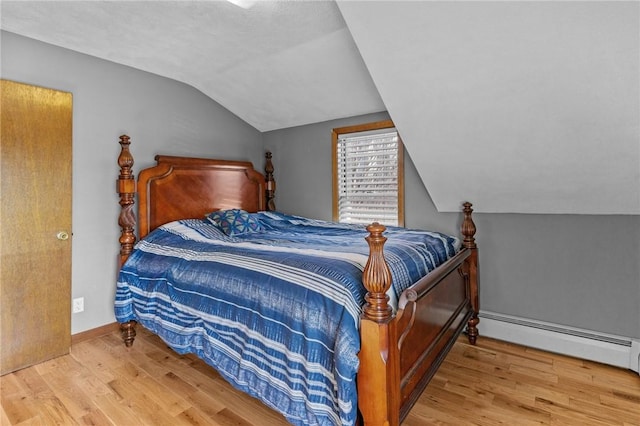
2;0;638;214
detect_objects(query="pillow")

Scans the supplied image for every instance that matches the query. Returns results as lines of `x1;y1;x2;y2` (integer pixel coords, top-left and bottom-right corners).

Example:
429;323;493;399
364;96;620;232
205;209;263;236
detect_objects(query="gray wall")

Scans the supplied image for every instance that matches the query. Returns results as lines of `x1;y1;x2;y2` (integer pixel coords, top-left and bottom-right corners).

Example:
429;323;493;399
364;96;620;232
1;31;263;334
264;113;640;339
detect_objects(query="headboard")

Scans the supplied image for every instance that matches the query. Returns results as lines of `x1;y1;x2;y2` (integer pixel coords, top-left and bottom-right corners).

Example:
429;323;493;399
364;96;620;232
116;135;275;265
138;155;267;238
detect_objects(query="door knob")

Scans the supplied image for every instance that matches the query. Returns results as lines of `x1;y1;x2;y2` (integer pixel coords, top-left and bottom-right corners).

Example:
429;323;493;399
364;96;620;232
57;231;69;240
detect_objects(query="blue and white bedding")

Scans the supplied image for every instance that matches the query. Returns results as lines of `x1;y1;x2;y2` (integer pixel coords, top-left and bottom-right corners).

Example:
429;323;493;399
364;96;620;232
115;211;460;426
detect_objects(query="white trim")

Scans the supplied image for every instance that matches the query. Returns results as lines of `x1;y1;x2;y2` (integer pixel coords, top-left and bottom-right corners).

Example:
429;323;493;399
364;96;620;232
631;339;640;373
479;311;639;374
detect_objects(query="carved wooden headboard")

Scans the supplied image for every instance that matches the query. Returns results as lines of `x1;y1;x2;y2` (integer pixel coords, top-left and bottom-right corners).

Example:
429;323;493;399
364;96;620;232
116;135;275;264
138;155;268;238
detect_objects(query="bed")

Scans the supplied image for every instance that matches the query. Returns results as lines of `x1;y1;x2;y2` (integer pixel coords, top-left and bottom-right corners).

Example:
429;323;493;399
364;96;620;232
114;135;479;426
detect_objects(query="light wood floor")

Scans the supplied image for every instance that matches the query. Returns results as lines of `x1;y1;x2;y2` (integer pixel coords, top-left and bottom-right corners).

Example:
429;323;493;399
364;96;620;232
2;328;639;425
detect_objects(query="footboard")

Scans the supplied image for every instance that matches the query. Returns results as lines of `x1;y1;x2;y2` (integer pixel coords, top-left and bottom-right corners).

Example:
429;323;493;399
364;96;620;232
358;203;478;426
395;248;473;419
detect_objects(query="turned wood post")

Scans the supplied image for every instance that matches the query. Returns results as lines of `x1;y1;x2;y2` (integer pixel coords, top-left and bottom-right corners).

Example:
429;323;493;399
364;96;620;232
116;135;138;347
461;202;479;344
362;223;393;321
358;222;400;426
117;135;137;268
265;151;276;211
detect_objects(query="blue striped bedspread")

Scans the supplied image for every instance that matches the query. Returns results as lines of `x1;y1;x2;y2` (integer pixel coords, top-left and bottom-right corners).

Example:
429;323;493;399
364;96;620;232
114;211;460;425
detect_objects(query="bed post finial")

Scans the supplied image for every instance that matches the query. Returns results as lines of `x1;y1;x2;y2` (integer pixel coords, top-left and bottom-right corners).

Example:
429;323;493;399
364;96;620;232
461;201;479;344
362;222;393;322
117;135;137;267
265;151;276;211
461;201;476;249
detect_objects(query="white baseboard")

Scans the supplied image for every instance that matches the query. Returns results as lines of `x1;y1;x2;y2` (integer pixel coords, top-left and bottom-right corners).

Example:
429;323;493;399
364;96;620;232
631;339;640;373
479;311;639;374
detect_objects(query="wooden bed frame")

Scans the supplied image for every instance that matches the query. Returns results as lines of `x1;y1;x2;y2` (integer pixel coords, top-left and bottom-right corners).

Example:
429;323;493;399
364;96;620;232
115;135;479;426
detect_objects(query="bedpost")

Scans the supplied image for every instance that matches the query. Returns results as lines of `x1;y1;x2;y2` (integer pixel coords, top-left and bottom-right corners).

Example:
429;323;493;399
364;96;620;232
265;151;276;211
362;223;393;321
116;135;137;347
461;202;479;344
358;222;401;426
117;135;137;267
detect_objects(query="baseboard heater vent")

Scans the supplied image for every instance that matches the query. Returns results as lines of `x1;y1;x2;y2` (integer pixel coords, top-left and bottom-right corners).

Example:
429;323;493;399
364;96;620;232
478;311;639;374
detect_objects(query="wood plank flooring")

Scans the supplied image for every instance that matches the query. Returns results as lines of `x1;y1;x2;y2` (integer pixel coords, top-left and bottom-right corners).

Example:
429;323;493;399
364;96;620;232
2;328;638;425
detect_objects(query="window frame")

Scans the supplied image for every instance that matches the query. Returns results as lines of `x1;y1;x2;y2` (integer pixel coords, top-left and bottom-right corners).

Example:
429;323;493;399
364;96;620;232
332;119;405;227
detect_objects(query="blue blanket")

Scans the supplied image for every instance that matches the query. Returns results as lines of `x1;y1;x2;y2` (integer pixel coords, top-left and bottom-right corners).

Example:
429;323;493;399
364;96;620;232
115;212;460;425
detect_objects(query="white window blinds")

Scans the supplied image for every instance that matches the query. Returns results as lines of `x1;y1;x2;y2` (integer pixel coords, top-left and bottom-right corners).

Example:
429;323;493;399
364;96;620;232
336;129;401;226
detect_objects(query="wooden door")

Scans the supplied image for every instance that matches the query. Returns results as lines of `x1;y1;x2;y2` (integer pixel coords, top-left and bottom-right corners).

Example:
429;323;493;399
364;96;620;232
1;80;73;375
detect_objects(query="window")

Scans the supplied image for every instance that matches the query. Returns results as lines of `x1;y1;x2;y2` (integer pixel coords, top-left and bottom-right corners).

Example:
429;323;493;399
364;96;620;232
332;120;404;227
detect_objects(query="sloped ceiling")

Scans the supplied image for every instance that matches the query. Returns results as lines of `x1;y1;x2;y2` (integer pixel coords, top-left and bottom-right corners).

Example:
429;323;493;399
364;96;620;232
337;0;639;214
2;0;638;214
0;0;386;132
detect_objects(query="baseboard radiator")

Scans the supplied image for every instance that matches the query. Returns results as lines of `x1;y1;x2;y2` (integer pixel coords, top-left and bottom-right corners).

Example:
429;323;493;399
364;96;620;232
479;311;640;374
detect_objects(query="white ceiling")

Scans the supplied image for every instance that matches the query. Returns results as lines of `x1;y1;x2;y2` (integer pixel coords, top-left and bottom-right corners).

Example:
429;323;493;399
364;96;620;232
0;0;385;132
2;0;639;214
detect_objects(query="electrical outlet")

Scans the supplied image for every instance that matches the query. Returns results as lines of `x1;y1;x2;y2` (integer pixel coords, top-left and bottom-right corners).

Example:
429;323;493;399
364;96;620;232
72;297;84;313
